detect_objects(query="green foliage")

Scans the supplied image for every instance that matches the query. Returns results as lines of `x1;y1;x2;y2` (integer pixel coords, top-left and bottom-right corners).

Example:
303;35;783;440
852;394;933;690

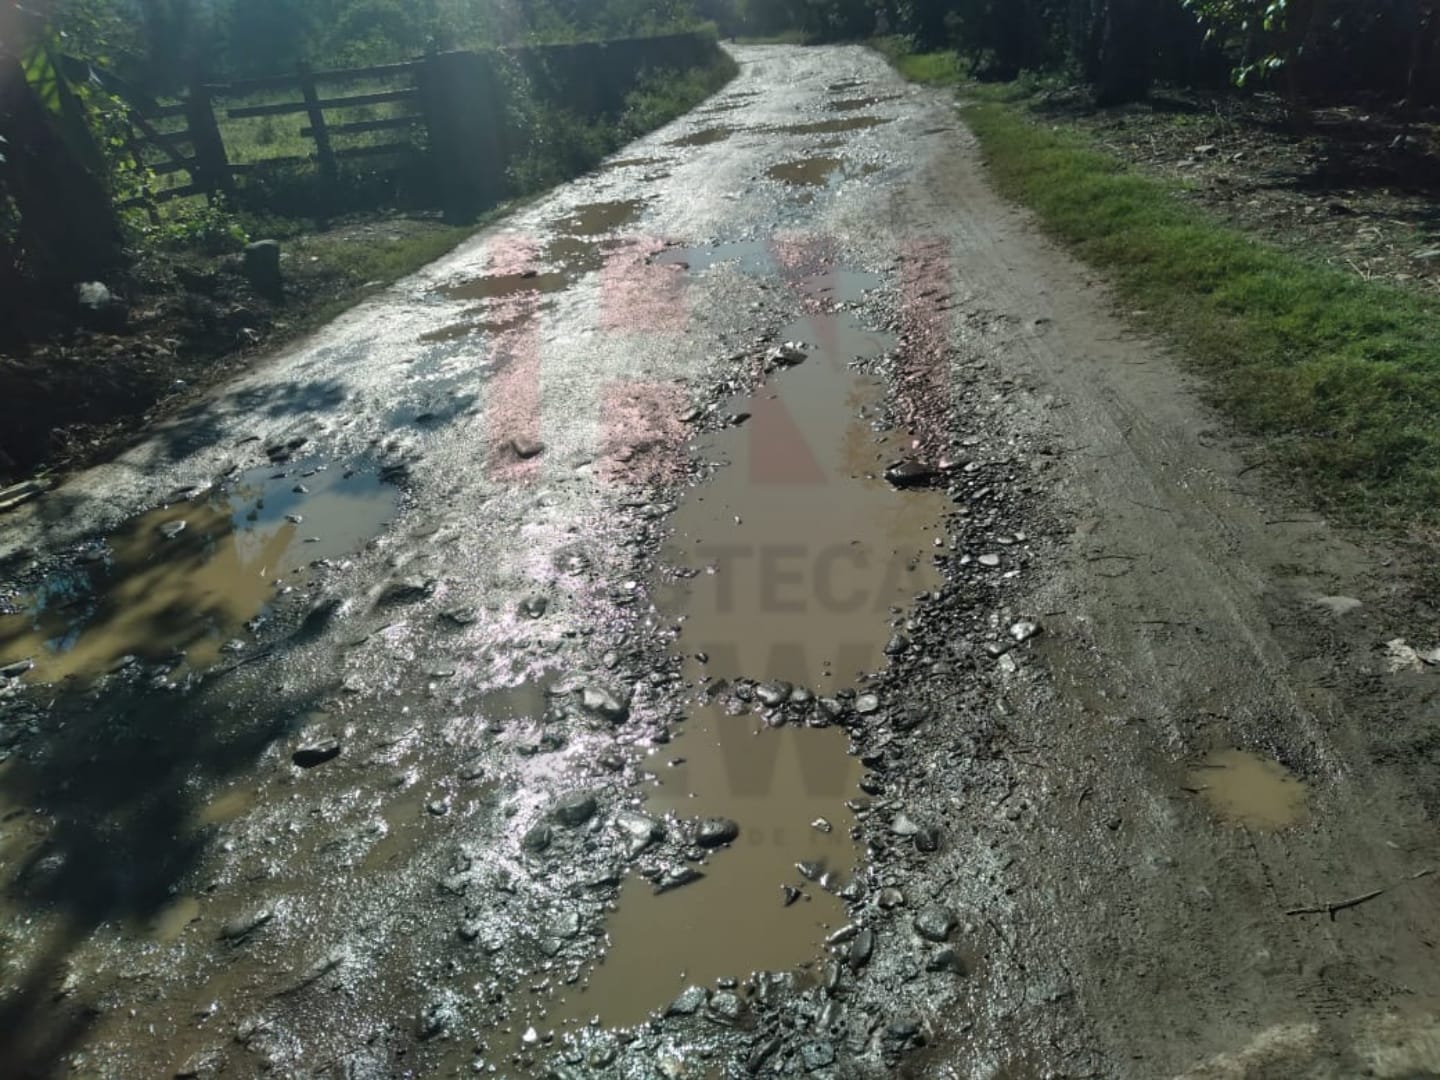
508;52;736;191
149;197;250;253
952;86;1440;525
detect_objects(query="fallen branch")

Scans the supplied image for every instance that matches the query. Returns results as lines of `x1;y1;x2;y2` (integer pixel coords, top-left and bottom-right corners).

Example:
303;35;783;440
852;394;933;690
1285;868;1434;919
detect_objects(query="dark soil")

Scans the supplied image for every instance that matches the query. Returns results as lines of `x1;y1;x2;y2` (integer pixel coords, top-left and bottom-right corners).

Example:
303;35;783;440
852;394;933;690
1038;86;1440;293
0;211;460;487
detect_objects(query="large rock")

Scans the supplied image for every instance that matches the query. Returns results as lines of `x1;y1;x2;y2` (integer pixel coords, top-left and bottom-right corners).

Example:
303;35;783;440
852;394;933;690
243;240;283;301
75;281;128;331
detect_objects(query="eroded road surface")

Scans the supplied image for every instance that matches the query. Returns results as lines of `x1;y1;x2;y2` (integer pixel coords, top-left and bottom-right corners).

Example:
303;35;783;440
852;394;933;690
4;45;1440;1080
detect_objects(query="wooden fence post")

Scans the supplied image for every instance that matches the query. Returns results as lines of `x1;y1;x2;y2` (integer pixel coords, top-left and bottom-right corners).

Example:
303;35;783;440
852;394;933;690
298;62;339;190
185;81;234;197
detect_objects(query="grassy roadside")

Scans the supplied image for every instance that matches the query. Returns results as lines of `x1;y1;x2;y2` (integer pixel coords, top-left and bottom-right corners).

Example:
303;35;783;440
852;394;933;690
881;46;1440;530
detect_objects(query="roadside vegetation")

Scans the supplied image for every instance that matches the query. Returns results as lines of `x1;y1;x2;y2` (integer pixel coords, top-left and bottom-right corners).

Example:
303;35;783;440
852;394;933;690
699;1;1440;529
938;77;1440;527
0;0;734;482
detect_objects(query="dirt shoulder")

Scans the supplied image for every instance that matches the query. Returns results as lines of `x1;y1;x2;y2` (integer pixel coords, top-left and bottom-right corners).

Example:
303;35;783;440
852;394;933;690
0;212;474;488
1050;88;1440;297
895;85;1440;1077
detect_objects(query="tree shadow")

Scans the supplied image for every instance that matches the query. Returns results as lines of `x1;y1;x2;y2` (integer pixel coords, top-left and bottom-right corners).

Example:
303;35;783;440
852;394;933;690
0;647;328;1077
0;487;359;1075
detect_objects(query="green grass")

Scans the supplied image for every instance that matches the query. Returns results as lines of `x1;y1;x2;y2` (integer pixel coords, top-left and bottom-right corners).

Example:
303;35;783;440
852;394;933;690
884;48;1440;528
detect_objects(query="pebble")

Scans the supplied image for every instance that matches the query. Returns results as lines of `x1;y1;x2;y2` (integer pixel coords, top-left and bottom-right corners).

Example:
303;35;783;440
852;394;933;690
292;740;341;769
855;693;881;715
978;553;1002;568
158;520;187;540
666;986;708;1016
377;578;435;607
581;685;629;724
0;659;34;680
891;813;921;837
800;1041;836;1071
885;460;940;488
755;681;793;707
519;595;549;619
614;810;663;856
511;438;546;459
522;823;554;852
552;792;598;827
913;905;957;943
848;928;874;969
926;947;967;975
655;865;704;893
219;908;274;941
709;990;745;1022
1009;619;1041;642
696;817;740;847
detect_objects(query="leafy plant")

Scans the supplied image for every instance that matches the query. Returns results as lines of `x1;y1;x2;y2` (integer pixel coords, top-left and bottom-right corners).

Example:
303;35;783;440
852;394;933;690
151;196;250;253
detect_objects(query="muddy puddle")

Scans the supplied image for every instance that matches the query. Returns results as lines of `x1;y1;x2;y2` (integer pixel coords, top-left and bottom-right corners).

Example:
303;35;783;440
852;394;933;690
550;705;861;1030
766;157;883;189
534;266;942;1034
435;200;648;322
768;116;891;137
419;309;538;344
654;240;774;276
826;95;897;112
604;156;670;170
553;198;647;237
668;126;735;148
1188;750;1310;830
0;463;398;684
441;269;570;303
659;313;947;687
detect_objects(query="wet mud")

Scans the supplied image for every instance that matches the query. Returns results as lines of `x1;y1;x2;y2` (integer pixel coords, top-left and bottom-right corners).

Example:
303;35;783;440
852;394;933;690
0;464;397;683
668;126;735;148
766;157;883;189
826;95;899;112
1188;749;1310;830
552;705;860;1031
768;116;892;137
659;306;946;689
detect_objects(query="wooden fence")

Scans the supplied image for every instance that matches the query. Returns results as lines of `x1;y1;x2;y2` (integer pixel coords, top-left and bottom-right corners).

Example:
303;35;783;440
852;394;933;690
116;58;426;212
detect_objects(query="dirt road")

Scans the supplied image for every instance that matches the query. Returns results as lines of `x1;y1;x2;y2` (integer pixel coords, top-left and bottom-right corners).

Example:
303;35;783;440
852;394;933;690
2;44;1439;1079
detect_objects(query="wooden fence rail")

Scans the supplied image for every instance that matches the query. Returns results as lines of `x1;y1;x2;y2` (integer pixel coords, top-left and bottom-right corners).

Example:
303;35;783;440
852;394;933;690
106;56;428;213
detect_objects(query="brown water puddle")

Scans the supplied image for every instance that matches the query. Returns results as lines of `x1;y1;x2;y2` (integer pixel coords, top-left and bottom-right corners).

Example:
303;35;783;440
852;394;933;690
604;156;670;170
0;464;398;684
659;310;947;689
554;198;647;237
419;309;538;344
764;158;884;189
769;116;891;137
827;96;896;112
548;704;861;1030
441;270;570;303
668;126;735;148
436;201;643;314
767;157;844;187
1188;750;1310;830
539;269;938;1033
